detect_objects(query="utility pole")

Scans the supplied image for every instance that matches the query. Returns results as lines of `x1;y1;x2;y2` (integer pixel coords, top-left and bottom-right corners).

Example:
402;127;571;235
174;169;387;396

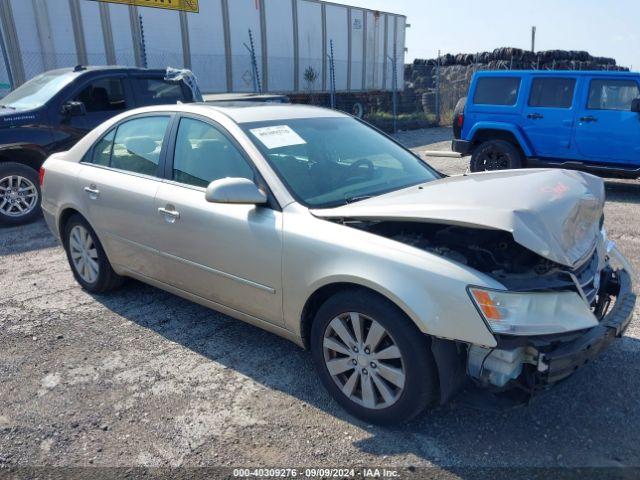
531;26;536;53
435;49;440;126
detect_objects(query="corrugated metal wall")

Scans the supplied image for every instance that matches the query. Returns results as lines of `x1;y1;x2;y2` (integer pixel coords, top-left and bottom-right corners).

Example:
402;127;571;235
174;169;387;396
0;0;407;94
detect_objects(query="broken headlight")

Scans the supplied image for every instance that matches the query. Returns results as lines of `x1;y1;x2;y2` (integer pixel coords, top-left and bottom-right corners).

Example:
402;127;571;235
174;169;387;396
468;287;598;335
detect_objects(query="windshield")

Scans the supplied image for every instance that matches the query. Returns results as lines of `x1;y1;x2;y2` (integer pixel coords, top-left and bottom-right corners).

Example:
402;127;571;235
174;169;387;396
1;71;77;110
243;117;440;208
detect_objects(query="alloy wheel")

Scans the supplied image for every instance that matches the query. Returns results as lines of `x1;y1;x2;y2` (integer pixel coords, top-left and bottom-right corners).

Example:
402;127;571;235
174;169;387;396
323;312;406;409
0;175;38;217
478;150;508;170
69;225;100;284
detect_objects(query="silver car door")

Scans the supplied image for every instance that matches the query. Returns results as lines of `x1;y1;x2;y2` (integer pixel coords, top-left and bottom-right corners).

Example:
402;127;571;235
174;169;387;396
153;116;284;325
75;114;172;278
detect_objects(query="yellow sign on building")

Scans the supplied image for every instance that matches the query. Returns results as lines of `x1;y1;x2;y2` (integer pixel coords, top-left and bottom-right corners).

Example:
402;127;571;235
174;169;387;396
93;0;199;13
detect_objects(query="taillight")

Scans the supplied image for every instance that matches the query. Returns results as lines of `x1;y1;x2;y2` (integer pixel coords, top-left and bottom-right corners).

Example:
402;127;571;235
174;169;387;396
457;113;464;128
39;167;45;186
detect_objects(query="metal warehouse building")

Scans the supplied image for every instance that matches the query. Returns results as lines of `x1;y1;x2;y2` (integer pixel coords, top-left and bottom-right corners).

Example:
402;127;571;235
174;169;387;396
0;0;407;96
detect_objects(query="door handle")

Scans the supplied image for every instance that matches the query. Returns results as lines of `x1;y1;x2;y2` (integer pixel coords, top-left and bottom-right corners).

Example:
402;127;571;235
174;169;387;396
579;116;598;123
84;185;100;198
526;113;544;120
158;207;180;222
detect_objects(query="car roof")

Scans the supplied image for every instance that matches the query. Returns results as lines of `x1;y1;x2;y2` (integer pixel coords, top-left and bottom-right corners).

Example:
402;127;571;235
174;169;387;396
44;65;168;77
138;103;349;124
474;70;638;77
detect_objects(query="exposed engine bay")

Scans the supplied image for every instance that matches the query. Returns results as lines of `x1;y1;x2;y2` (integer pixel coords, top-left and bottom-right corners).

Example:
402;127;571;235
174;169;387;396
349;220;603;296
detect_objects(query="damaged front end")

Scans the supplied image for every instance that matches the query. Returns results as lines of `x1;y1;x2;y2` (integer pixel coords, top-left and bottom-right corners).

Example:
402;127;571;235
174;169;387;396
313;169;636;404
337;218;636;404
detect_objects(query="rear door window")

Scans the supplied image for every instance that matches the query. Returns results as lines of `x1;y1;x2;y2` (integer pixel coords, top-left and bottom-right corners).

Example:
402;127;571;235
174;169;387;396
587;79;640;111
88;116;170;176
473;77;521;106
528;77;576;108
133;78;190;105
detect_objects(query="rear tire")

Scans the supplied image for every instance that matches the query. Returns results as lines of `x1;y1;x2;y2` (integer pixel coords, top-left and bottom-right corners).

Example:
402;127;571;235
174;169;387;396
452;97;467;139
0;162;41;226
310;289;438;425
470;140;523;172
351;101;366;119
63;214;124;293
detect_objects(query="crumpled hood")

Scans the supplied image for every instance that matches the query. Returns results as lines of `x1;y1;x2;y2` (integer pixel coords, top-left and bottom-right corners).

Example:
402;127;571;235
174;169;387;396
312;169;605;268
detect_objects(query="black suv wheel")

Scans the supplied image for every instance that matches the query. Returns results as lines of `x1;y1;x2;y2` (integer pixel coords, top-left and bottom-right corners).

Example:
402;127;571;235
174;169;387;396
0;162;41;226
470;140;523;172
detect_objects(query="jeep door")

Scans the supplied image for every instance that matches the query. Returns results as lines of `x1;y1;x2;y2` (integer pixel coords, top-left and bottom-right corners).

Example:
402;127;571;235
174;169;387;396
521;76;577;158
574;76;640;163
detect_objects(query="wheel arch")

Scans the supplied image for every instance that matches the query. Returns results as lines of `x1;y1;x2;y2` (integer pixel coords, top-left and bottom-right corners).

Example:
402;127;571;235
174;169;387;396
57;207;101;250
0;146;48;172
299;280;418;351
300;280;468;405
468;122;533;158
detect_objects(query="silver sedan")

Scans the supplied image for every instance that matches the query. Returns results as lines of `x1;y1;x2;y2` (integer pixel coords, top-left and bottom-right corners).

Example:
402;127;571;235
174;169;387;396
41;104;636;424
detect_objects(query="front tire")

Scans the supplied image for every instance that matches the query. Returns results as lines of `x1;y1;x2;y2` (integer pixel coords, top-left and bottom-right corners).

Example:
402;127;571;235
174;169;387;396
63;214;124;293
470;140;523;172
0;162;41;226
310;289;438;425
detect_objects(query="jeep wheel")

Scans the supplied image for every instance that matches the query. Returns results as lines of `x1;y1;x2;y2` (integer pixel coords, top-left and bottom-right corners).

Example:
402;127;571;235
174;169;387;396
470;140;523;172
310;289;438;425
0;162;41;226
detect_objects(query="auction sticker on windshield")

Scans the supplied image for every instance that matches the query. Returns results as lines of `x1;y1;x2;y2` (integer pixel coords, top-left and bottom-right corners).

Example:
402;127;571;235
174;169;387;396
250;125;306;150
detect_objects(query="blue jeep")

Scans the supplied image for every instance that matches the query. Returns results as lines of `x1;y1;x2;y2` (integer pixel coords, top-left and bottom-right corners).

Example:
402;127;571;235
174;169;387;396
452;70;640;177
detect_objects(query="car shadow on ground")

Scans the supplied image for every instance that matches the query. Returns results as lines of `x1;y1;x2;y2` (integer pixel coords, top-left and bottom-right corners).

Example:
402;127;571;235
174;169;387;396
94;280;640;468
0;218;58;256
605;180;640;205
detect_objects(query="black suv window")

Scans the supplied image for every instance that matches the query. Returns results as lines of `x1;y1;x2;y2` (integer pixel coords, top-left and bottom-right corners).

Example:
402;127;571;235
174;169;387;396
75;78;127;112
473;77;521;106
528;77;576;108
133;78;190;105
587;79;640;111
172;117;254;188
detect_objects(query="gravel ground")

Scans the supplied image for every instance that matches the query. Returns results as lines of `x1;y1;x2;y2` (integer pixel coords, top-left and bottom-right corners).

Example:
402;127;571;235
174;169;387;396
1;127;639;474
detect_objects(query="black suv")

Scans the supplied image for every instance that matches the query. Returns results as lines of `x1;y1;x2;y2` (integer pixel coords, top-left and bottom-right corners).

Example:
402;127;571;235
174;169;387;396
0;66;194;225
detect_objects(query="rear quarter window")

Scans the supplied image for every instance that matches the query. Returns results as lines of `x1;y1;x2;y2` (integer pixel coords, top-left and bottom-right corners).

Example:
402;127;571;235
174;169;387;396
133;77;191;106
473;77;521;106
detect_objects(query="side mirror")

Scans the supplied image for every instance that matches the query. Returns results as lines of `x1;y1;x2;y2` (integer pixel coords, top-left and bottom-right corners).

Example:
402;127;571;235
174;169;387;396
61;101;86;117
632;98;640;113
205;177;267;205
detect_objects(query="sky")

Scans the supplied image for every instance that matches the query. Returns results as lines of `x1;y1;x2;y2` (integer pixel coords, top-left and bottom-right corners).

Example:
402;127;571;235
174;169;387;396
340;0;640;70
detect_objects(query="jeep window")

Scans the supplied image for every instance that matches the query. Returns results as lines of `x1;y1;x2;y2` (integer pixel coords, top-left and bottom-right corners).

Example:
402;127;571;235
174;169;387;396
74;78;127;112
242;117;440;208
133;78;190;105
587;79;640;111
528;77;576;108
473;77;521;106
1;71;76;110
